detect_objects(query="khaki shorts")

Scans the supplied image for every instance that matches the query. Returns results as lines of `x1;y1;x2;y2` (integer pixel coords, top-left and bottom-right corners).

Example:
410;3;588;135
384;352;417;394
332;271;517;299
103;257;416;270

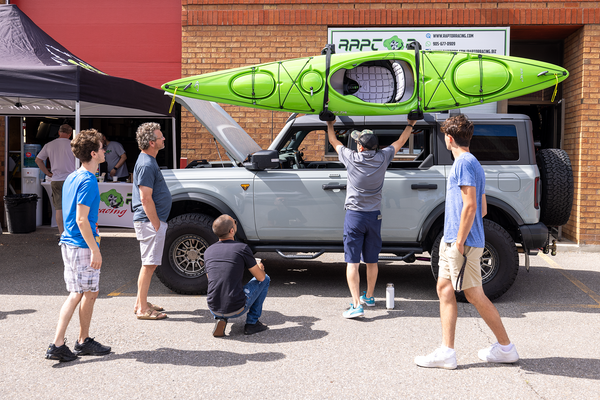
134;220;168;266
51;180;65;210
438;240;484;291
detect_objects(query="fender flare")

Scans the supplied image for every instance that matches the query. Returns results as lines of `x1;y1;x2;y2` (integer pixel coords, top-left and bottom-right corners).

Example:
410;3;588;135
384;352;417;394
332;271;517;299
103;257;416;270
485;196;524;226
170;192;249;242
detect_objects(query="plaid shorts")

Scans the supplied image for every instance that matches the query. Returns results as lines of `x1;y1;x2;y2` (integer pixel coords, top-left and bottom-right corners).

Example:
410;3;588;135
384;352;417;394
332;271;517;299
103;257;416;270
61;244;101;293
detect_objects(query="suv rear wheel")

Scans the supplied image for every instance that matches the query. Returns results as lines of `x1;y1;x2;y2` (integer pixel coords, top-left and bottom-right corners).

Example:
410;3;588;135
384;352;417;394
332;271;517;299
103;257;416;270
430;219;520;301
156;213;217;295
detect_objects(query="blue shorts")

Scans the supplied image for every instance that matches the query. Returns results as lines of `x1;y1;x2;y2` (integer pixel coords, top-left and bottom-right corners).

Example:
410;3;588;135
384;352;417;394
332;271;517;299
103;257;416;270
343;210;382;264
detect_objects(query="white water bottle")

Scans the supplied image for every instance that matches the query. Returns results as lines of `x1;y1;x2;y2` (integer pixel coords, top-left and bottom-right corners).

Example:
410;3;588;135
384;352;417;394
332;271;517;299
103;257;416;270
386;283;395;310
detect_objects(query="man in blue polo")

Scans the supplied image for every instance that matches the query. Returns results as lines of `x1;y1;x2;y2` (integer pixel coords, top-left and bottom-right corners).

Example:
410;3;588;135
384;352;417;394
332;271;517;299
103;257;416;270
326;118;416;318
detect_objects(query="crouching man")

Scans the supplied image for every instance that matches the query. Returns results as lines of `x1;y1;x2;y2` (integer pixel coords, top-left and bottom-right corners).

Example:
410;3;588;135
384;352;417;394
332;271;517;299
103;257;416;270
205;214;270;337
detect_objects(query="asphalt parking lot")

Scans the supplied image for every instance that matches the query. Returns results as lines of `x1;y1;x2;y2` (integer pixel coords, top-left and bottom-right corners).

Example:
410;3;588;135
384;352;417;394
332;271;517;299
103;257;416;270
1;226;599;399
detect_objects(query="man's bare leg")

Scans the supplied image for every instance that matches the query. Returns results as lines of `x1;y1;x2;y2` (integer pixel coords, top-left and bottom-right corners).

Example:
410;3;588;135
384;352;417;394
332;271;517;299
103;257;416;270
53;292;83;346
78;291;98;343
136;264;157;315
438;278;458;349
365;262;378;298
346;263;361;307
56;210;64;235
464;285;510;345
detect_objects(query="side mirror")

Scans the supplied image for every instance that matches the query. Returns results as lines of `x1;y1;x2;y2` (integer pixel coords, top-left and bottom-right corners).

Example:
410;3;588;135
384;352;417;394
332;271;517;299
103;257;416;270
244;150;279;171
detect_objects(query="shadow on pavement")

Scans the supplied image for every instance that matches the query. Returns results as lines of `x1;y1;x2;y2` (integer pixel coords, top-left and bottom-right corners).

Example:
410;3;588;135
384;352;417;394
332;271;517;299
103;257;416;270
53;348;286;368
158;309;329;343
461;357;600;379
0;308;36;320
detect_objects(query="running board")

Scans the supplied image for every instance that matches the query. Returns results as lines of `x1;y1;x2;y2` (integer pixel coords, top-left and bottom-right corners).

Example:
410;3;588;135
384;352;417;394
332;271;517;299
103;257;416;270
276;250;325;259
379;252;416;261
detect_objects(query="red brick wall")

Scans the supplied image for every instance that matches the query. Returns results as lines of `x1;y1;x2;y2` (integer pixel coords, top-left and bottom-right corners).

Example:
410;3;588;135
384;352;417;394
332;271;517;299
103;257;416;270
563;25;600;244
181;0;600;243
181;24;327;163
562;28;584;243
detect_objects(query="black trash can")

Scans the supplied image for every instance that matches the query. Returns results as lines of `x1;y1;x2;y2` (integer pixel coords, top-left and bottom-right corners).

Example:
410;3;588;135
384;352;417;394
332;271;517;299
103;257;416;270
4;194;39;234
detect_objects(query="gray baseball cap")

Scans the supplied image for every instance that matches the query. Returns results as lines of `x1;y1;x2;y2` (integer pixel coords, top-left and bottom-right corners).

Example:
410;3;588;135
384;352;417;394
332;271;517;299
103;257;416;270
351;129;378;150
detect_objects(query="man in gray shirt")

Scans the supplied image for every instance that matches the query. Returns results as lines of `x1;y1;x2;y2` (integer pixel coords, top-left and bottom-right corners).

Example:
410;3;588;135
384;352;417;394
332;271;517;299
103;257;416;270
326;118;416;318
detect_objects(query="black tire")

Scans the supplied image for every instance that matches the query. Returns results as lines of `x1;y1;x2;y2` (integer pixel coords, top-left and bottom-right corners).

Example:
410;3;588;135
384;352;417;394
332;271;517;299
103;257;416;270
156;213;217;295
536;148;574;227
430;220;519;301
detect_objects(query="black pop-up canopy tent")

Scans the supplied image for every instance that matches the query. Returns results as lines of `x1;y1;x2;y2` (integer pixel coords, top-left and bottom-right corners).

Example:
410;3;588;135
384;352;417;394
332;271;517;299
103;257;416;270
0;4;174;119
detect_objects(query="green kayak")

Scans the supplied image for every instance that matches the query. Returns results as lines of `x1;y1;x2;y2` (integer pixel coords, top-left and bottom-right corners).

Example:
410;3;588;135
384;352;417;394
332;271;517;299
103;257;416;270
163;48;568;117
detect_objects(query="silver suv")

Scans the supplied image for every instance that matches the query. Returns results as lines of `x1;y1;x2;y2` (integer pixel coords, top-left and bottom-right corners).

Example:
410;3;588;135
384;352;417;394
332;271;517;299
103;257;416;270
158;97;573;301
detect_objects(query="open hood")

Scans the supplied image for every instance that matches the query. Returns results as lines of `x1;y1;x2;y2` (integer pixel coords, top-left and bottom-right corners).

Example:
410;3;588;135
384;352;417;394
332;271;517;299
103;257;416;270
172;95;262;164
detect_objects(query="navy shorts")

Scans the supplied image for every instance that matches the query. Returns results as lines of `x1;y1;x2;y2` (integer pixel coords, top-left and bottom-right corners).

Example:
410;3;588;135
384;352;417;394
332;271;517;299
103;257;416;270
343;210;382;264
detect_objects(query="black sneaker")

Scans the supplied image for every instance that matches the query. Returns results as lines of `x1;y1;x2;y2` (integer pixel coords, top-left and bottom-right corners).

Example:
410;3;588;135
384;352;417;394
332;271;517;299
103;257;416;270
73;337;111;356
212;318;227;337
244;320;269;335
45;342;78;362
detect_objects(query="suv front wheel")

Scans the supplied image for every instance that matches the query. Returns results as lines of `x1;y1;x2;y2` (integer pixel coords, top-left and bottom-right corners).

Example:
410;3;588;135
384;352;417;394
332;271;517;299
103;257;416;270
430;219;520;301
156;213;217;295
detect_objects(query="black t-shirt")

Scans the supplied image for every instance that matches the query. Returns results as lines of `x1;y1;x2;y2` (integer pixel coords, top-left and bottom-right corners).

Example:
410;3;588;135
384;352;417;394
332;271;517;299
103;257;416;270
204;240;256;314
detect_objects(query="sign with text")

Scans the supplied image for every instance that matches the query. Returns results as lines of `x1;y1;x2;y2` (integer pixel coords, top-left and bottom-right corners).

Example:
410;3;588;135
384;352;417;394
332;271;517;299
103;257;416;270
97;182;134;228
328;27;510;55
328;27;510;114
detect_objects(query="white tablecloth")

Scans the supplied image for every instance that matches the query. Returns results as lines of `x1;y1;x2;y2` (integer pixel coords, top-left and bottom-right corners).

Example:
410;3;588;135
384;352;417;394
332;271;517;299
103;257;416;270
42;181;134;228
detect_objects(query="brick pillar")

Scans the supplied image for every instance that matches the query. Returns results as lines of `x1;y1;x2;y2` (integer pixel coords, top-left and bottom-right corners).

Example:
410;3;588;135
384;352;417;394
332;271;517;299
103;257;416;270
562;25;600;244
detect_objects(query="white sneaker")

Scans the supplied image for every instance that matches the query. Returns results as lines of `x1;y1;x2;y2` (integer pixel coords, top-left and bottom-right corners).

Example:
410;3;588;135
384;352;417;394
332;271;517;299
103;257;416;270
415;347;457;370
478;342;519;363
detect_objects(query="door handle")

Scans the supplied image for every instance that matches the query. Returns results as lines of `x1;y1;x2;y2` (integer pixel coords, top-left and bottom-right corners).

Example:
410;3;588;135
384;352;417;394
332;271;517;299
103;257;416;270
411;183;438;190
322;184;347;190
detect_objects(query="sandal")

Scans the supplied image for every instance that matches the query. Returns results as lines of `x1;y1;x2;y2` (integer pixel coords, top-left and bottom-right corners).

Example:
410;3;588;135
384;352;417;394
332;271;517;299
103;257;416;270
136;309;167;320
133;302;164;315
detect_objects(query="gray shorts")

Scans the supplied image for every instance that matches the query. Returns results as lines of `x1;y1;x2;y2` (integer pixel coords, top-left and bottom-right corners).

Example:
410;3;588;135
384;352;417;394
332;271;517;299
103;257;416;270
134;220;168;266
61;244;100;293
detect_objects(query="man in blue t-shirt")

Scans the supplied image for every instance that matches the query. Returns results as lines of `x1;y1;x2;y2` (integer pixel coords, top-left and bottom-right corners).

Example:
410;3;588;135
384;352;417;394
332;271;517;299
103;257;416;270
326;118;416;319
415;114;519;370
132;122;172;320
205;214;270;337
45;129;111;363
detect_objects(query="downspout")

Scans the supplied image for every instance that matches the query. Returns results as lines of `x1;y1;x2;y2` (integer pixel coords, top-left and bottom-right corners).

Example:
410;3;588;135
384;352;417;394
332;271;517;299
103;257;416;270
172;117;176;169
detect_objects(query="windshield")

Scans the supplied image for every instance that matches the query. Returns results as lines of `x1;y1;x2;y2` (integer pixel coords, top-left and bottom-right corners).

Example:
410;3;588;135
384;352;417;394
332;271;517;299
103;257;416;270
276;125;430;170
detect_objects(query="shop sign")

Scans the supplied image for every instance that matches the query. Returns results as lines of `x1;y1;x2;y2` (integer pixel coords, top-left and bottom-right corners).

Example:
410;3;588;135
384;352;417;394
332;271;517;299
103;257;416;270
328;27;510;113
328;27;510;55
98;184;134;228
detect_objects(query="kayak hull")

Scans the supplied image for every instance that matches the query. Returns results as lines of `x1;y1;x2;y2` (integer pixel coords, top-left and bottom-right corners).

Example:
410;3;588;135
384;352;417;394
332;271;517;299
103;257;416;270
163;50;568;116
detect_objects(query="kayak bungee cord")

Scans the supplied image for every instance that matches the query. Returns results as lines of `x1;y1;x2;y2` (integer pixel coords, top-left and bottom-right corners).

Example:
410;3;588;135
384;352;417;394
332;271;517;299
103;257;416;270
422;51;461;111
278;58;314;112
479;54;485;104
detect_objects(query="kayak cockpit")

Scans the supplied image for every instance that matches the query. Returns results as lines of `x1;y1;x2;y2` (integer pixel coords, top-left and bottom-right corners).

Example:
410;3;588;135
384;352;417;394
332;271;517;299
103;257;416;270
330;60;414;104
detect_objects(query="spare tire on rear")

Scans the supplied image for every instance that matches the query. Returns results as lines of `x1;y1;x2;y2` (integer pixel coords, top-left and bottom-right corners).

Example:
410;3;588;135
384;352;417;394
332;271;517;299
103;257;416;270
536;148;574;227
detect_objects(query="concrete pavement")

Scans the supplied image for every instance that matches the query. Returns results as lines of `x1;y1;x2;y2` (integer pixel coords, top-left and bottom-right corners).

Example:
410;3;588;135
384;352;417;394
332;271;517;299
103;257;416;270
1;226;599;399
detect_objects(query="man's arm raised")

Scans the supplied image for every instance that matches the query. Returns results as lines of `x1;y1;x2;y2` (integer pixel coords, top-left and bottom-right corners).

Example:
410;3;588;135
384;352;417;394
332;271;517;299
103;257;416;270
391;119;418;154
326;119;343;154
